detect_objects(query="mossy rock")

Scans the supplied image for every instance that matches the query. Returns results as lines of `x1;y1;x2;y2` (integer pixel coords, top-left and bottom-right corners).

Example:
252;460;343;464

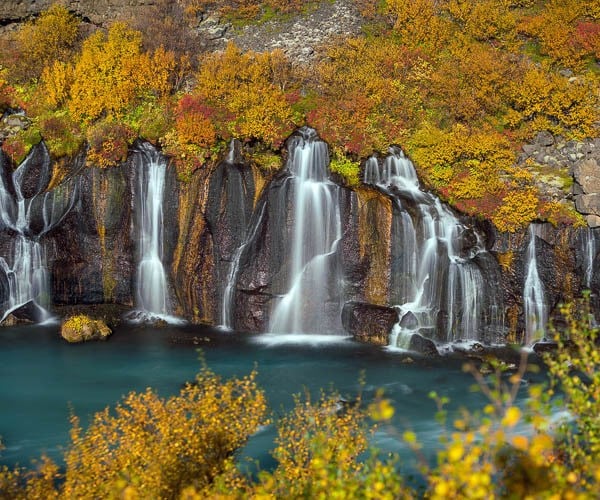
60;314;112;343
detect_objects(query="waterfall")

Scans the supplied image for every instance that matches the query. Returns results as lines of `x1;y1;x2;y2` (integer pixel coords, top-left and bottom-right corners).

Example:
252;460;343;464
582;227;597;289
133;143;171;318
367;149;495;348
268;127;343;334
0;144;77;323
524;223;547;344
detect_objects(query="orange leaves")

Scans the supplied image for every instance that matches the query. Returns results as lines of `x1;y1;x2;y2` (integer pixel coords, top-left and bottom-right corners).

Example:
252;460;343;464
194;44;298;148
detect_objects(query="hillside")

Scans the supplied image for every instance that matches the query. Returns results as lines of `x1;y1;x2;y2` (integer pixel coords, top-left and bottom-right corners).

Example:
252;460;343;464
0;0;599;230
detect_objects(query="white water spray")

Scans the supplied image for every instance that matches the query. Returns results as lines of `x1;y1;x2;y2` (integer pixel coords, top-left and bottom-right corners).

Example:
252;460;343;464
523;223;547;344
0;144;76;322
366;149;490;348
133;143;171;318
269;128;343;334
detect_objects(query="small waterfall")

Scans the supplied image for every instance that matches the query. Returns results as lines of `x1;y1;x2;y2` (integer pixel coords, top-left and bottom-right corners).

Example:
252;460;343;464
133;143;171;318
269;127;343;334
0;144;77;322
367;149;494;348
524;224;547;344
582;227;597;289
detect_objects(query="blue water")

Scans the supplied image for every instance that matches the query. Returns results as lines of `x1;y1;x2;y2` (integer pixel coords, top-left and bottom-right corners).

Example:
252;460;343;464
0;324;540;471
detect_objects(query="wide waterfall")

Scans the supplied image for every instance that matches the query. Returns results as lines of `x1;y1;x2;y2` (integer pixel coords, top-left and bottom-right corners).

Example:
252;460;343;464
0;143;77;322
132;143;171;319
365;148;500;348
523;223;547;344
268;127;343;334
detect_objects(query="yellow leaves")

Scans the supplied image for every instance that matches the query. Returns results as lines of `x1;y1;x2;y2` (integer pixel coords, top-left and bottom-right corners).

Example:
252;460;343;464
447;443;464;462
16;4;79;81
40;61;74;109
62;366;268;499
368;398;395;421
492;187;539;232
501;406;521;427
69;22;164;123
511;435;529;451
194;43;297;148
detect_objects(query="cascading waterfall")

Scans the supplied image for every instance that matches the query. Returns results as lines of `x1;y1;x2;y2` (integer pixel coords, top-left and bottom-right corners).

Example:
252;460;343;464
268;127;343;334
524;223;547;344
366;148;493;348
133;143;170;318
0;144;77;322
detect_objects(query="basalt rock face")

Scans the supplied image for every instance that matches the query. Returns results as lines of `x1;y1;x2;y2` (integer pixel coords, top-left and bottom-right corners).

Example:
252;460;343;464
0;134;598;347
49;164;135;306
490;223;592;343
172;153;259;325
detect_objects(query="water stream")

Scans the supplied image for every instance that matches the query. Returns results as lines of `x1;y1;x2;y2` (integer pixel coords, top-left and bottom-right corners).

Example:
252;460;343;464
268;128;343;334
365;149;498;348
523;223;547;344
132;143;171;320
0;144;77;322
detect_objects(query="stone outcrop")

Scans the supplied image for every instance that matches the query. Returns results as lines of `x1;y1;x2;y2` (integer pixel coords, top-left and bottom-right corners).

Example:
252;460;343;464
342;301;398;345
518;132;600;227
0;0;158;29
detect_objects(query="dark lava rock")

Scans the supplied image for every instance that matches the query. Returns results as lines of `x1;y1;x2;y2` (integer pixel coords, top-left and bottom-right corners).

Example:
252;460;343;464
0;300;45;325
399;311;418;329
342;301;397;346
408;333;439;357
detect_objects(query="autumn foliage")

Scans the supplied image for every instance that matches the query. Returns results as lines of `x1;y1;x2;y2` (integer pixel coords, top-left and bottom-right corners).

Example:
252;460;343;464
1;0;599;228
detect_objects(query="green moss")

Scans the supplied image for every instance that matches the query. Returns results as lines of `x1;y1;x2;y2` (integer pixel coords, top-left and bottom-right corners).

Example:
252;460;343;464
251;151;281;172
330;152;360;187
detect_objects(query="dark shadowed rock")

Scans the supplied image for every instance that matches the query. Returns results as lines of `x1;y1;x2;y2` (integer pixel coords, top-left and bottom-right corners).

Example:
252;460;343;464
532;341;558;355
1;300;45;325
342;301;397;346
13;142;52;199
408;333;439;357
399;311;418;329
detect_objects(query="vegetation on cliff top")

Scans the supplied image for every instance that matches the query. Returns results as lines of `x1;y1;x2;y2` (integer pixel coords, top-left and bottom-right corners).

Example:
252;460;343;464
0;1;599;230
1;297;599;497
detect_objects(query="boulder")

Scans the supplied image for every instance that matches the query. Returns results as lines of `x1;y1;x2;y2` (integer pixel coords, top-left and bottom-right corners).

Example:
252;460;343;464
0;300;45;325
342;301;397;346
573;158;600;194
575;193;600;215
535;130;555;147
60;315;112;343
408;333;439;357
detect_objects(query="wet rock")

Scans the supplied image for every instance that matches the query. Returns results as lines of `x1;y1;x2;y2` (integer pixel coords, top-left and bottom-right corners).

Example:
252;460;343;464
60;314;112;343
408;333;439;357
0;301;44;325
399;311;418;329
342;301;397;346
13;141;53;199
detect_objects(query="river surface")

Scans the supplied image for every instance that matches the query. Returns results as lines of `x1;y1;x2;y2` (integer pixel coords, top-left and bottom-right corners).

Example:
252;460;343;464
0;324;542;473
